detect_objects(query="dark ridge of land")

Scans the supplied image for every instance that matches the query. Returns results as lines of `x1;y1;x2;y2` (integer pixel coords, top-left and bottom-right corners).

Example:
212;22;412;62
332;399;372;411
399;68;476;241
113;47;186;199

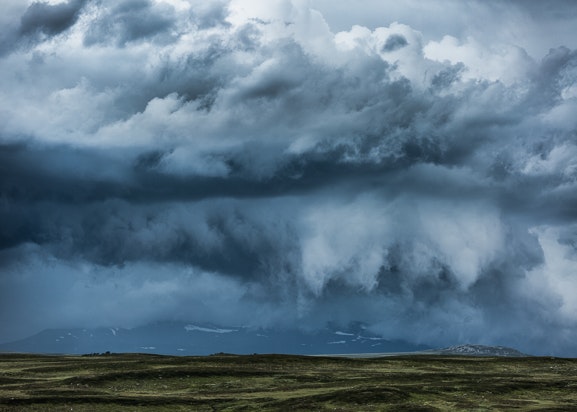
0;352;576;411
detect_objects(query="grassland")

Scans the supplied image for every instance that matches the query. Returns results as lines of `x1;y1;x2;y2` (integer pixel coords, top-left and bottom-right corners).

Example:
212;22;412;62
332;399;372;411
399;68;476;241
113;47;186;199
0;352;576;411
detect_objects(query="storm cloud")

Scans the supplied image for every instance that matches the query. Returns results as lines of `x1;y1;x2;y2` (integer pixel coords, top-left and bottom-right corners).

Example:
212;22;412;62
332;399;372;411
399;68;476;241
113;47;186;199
1;0;577;356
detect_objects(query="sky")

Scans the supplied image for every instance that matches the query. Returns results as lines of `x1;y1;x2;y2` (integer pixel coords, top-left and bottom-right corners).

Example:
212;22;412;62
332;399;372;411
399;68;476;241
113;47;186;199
1;0;577;357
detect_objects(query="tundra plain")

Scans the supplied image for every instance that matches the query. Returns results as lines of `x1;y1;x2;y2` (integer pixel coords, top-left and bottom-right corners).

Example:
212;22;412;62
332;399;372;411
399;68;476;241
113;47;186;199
0;352;576;411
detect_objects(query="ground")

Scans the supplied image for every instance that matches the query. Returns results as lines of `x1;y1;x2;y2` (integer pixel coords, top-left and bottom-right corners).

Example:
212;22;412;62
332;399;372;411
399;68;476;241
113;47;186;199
0;352;576;411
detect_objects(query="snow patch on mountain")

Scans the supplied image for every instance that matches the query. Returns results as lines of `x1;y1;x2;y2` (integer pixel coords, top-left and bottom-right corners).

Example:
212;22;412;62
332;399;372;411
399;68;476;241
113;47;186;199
435;344;527;357
184;325;237;334
358;335;385;341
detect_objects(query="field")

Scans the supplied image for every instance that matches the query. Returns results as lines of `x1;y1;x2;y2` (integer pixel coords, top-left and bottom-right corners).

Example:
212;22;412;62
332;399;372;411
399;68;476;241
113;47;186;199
0;352;576;411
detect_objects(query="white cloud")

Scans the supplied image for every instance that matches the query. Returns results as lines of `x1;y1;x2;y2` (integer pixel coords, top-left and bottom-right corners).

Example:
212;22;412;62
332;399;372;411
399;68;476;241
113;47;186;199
415;199;504;289
524;226;577;326
424;35;535;84
300;196;389;294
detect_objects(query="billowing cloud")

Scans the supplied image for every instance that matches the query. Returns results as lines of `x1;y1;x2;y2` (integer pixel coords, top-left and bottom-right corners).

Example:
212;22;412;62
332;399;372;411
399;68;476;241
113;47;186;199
83;0;178;47
1;0;577;356
0;0;88;56
19;0;87;36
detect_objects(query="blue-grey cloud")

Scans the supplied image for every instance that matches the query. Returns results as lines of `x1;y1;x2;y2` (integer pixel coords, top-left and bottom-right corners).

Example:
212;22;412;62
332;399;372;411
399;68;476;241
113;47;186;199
19;0;87;36
83;0;177;47
382;34;408;52
0;0;88;56
1;0;577;357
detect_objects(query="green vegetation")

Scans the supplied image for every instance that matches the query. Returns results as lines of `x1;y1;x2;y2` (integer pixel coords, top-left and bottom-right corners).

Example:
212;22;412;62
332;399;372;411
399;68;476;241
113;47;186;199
0;352;576;411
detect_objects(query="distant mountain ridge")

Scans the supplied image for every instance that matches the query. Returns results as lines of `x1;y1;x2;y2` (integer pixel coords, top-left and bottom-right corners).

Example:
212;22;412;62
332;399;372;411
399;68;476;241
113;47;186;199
0;323;529;357
0;322;430;356
431;344;528;357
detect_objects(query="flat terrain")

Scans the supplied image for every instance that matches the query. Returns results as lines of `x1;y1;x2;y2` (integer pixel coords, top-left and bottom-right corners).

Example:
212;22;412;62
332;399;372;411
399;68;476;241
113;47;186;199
0;352;576;411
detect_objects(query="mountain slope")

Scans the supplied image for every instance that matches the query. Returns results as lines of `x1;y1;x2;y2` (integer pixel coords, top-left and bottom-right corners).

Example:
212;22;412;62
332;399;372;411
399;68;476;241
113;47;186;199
431;344;528;357
0;322;430;356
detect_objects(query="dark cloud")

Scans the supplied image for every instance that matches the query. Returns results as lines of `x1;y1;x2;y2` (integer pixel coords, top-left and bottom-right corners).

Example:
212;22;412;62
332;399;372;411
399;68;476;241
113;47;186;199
430;62;465;89
19;0;87;36
382;34;408;52
0;0;87;56
1;0;577;356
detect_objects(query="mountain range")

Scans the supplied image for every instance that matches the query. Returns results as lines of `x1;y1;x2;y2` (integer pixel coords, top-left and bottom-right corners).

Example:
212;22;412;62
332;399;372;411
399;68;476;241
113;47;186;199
0;322;528;357
0;322;429;356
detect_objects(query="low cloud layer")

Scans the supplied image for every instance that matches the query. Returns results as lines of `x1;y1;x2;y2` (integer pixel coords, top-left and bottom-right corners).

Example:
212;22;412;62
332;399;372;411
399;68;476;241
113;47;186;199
1;0;577;356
